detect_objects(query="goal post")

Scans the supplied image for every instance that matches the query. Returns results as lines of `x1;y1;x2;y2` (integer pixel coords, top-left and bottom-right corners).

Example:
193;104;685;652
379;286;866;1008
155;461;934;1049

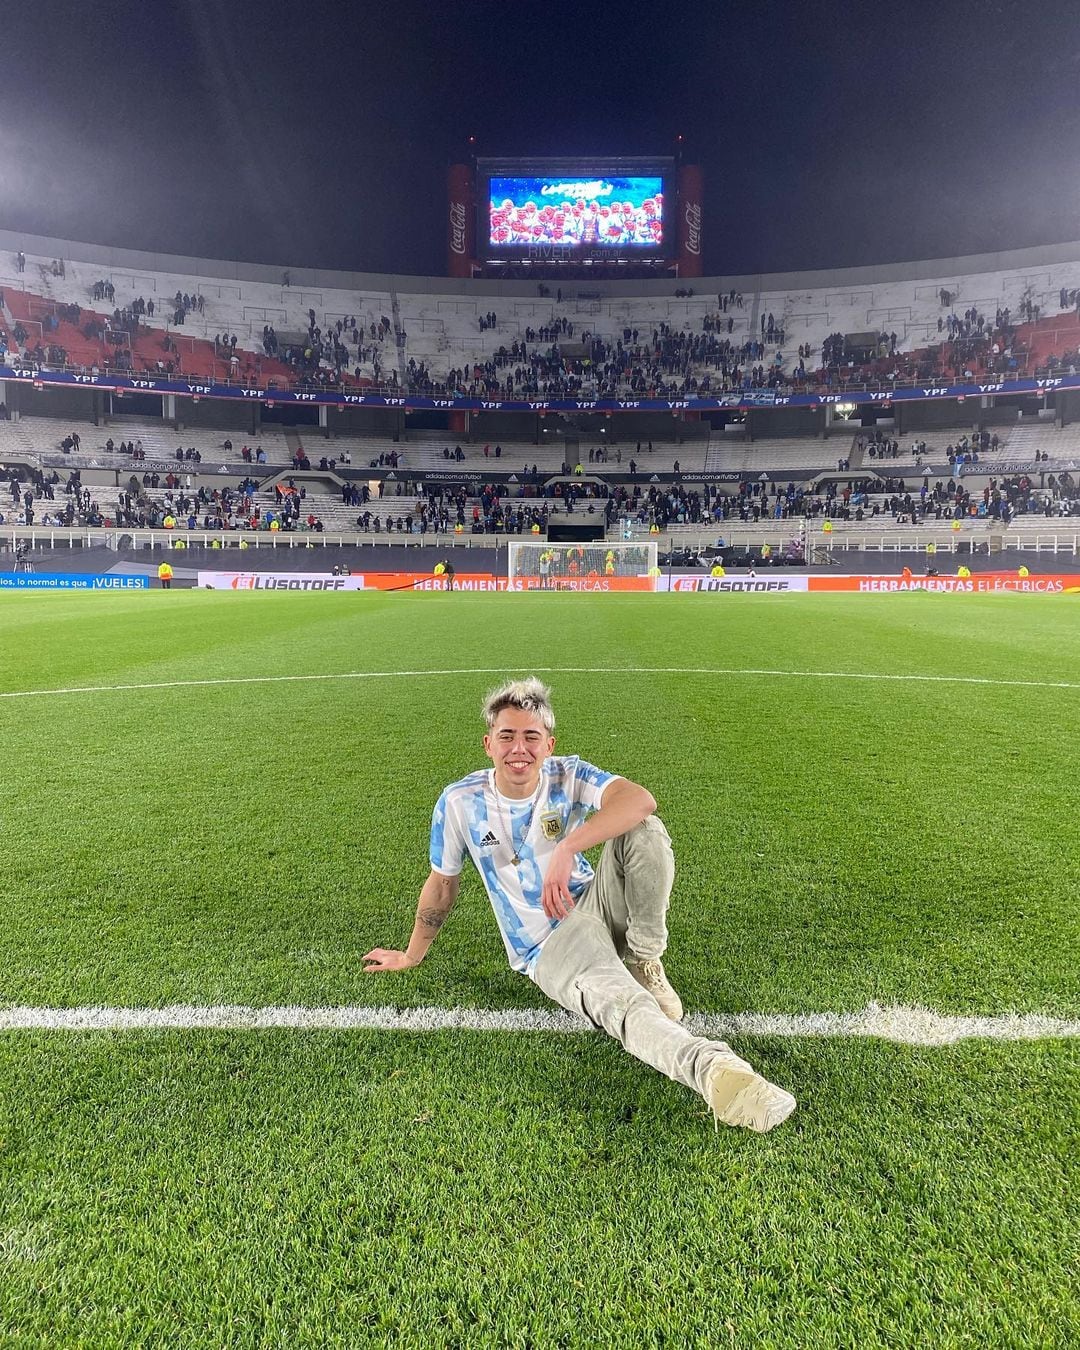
508;540;658;590
104;326;132;351
12;317;43;348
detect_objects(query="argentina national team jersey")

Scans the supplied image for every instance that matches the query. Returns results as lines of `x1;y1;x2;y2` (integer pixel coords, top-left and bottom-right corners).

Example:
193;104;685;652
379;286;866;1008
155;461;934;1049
429;756;616;978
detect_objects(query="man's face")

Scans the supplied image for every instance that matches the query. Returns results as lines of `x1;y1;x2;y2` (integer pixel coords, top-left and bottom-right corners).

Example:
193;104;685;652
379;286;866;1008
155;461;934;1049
484;707;555;798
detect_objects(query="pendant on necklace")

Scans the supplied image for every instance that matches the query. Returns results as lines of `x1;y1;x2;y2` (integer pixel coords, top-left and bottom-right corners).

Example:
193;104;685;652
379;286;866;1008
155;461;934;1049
492;775;529;867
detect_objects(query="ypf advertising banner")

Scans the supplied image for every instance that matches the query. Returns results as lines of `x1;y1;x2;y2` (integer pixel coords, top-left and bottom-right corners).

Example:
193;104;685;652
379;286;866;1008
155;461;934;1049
5;362;1080;413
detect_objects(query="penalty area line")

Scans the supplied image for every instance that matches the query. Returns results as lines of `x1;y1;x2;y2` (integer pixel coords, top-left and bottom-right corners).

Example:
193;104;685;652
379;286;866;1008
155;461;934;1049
0;1002;1078;1045
1;664;1079;701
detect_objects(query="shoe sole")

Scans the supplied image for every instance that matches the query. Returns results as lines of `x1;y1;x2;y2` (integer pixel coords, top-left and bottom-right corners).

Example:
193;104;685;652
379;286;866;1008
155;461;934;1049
721;1080;797;1133
708;1059;797;1134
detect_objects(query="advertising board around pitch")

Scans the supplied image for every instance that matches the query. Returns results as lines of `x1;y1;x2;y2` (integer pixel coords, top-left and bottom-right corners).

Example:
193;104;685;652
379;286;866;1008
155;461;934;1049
0;573;149;590
198;572;368;591
657;573;1080;594
198;572;658;592
197;571;1080;596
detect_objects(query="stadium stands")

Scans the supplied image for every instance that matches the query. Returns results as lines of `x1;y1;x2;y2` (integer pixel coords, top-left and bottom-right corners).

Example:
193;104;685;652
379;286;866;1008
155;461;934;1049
2;416;294;472
2;232;1080;555
704;435;858;477
8;240;1080;399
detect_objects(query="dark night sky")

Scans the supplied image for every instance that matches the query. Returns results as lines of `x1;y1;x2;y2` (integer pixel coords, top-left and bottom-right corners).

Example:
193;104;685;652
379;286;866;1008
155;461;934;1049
3;0;1080;277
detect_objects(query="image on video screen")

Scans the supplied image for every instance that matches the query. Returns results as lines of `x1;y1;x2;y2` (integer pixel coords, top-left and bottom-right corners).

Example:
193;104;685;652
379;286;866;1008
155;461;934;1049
488;175;664;249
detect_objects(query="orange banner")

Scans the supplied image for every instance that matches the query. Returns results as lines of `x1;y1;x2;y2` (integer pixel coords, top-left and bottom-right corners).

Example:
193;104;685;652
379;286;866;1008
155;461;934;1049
807;573;1080;593
362;573;656;592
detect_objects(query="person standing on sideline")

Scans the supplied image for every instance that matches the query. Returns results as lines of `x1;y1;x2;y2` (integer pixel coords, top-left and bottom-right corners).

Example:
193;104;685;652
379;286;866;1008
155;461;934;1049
363;678;796;1134
157;559;173;589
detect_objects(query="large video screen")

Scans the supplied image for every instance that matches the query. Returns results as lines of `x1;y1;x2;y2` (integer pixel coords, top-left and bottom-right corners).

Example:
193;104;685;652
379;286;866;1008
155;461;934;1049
487;175;664;250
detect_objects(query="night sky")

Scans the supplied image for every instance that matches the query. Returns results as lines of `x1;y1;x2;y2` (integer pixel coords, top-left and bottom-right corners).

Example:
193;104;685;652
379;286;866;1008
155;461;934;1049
3;0;1080;278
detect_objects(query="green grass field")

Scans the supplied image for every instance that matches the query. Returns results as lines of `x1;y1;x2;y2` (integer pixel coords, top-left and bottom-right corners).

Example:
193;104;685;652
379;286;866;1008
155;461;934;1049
1;591;1078;1346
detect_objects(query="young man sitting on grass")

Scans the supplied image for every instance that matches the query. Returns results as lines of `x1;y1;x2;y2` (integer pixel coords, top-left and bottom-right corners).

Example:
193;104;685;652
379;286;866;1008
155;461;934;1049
363;677;796;1134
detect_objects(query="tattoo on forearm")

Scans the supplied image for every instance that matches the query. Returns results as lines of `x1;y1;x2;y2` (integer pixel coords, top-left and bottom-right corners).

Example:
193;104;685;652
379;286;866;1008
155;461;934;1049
419;906;450;932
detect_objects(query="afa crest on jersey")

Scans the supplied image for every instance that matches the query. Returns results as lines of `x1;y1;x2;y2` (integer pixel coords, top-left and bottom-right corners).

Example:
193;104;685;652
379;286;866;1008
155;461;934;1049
540;811;563;841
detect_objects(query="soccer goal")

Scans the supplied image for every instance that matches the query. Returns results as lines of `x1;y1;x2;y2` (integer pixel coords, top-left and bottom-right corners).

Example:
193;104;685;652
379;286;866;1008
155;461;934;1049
12;317;43;349
104;326;132;353
27;298;57;324
508;540;658;589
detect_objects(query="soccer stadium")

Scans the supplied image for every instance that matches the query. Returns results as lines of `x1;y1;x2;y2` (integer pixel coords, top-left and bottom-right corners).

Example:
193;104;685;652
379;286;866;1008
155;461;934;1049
1;7;1078;1346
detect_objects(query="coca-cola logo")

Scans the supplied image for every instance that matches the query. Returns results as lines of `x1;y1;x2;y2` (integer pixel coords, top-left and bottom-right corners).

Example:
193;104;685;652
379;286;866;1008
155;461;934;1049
449;201;467;255
683;201;701;255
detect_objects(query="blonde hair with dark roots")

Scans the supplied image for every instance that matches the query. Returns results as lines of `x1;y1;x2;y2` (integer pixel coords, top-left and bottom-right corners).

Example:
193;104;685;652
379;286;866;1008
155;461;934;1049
482;677;556;732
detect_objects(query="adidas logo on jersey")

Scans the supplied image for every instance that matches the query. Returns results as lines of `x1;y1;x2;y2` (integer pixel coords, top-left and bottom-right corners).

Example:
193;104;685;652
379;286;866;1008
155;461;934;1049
480;831;500;847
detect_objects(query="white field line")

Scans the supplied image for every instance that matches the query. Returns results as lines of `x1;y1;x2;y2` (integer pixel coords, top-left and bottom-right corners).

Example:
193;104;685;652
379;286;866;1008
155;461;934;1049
0;1002;1077;1045
1;665;1079;701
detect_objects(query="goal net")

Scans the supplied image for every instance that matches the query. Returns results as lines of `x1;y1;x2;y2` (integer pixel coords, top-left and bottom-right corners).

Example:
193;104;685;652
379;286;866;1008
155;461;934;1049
13;318;42;348
508;540;658;590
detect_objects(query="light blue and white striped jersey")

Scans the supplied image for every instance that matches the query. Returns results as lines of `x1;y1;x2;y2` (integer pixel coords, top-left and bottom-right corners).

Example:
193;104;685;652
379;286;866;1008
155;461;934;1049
429;756;616;978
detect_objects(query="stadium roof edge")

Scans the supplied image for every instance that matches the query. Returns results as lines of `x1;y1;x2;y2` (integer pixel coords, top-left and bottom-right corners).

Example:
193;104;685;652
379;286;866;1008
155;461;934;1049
2;223;1080;299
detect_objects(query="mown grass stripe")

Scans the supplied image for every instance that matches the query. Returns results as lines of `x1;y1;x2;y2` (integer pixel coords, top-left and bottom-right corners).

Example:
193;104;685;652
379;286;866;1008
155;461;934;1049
1;1002;1078;1043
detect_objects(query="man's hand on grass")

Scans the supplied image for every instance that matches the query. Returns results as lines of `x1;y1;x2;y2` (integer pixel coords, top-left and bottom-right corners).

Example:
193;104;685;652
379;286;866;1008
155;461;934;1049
363;949;420;972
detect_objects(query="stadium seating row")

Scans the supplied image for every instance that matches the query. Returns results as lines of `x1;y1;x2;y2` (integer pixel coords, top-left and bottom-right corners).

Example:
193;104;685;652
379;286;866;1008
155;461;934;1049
5;243;1080;399
7;407;1080;488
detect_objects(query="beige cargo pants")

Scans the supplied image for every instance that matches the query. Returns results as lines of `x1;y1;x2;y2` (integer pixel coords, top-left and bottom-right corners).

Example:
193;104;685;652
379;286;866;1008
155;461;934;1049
532;815;723;1099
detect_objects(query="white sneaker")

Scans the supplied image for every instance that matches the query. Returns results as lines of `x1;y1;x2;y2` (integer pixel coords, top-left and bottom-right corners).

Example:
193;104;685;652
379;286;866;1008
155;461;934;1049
626;956;684;1022
705;1049;797;1134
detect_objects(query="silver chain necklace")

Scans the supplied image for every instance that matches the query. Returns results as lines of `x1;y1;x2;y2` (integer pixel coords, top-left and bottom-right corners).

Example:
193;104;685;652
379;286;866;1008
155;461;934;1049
491;775;537;865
